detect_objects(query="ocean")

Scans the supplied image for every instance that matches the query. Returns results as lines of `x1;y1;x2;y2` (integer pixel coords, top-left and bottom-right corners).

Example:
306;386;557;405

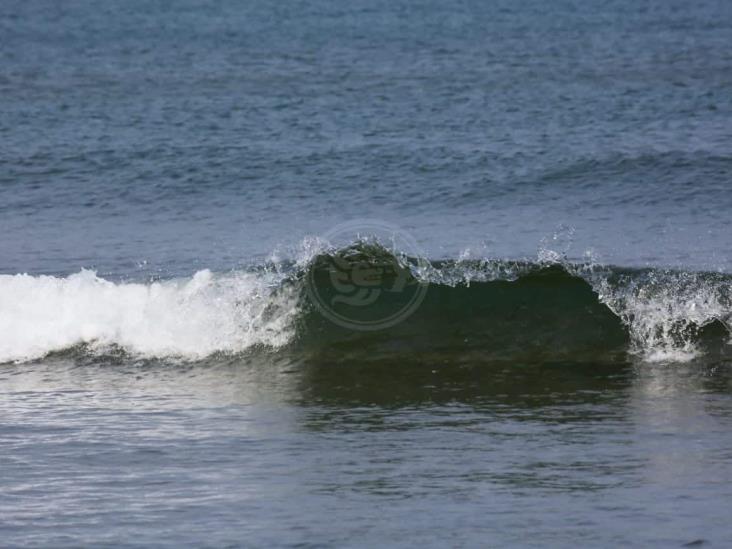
1;0;732;546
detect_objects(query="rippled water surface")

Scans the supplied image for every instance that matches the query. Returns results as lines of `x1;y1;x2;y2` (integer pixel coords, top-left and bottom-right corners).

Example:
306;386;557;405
2;0;731;546
2;357;732;547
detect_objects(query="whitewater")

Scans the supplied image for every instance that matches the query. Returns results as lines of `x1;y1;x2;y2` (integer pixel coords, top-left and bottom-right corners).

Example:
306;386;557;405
2;244;730;365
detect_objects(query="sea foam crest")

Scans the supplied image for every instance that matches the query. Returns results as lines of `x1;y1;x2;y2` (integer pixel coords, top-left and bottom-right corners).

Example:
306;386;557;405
590;269;732;362
532;234;732;361
0;269;298;363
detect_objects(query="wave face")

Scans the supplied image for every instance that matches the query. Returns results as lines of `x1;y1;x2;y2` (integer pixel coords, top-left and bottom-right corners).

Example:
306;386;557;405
1;243;730;365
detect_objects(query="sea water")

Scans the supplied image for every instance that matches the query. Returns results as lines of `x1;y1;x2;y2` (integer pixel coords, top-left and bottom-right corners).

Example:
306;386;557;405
1;0;732;546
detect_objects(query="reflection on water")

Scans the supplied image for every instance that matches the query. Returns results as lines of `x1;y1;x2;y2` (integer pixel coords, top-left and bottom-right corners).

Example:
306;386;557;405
1;352;731;547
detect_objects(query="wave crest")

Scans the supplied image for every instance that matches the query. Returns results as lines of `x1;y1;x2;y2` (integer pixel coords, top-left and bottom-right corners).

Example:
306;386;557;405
0;268;297;363
1;243;730;364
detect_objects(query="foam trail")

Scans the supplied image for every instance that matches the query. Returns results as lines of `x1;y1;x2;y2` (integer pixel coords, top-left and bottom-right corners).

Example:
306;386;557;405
0;269;298;363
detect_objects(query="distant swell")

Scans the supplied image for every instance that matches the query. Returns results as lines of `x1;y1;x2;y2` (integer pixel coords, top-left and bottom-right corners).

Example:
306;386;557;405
1;243;730;365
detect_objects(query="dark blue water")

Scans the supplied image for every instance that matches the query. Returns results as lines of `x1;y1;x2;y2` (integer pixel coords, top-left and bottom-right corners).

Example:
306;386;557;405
3;0;731;277
1;1;732;546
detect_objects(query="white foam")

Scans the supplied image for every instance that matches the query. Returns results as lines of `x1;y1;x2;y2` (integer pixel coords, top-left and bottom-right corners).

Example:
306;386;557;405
0;269;299;363
590;269;731;362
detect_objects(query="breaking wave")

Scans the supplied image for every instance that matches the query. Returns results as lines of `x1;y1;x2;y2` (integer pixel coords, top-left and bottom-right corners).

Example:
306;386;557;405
0;242;730;364
0;268;298;363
